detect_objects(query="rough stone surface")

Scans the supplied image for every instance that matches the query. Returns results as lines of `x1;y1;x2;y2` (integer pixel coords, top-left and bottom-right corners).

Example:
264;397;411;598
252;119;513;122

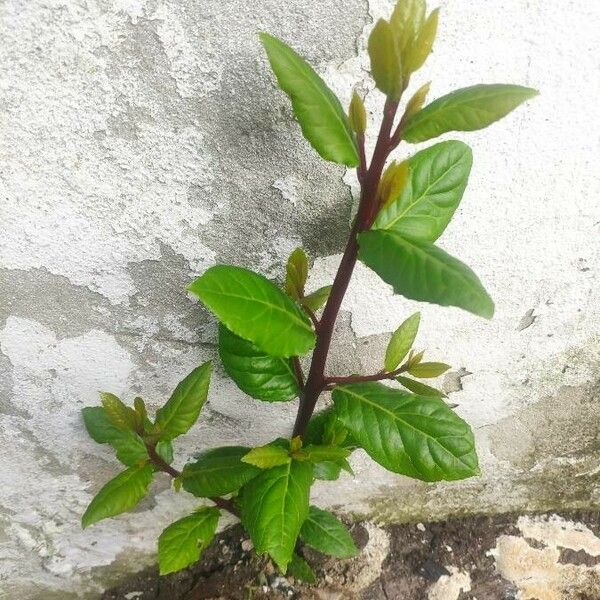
0;0;599;598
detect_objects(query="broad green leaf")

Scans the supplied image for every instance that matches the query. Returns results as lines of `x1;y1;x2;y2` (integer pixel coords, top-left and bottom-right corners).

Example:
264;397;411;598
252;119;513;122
188;266;315;358
301;285;332;312
259;33;359;167
358;230;494;319
332;382;479;481
349;91;367;135
396;375;446;398
403;84;538;143
287;553;317;584
82;407;148;466
302;445;350;464
218;325;299;402
182;446;260;498
285;248;308;300
158;507;220;575
373;141;472;242
240;460;313;571
300;506;358;558
81;464;154;528
391;0;426;55
242;445;291;469
368;19;403;100
408;361;450;378
384;312;420;372
155;362;212;441
100;392;137;431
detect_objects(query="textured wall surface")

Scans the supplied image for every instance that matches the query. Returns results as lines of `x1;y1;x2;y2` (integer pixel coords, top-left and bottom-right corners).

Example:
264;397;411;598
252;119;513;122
0;0;598;597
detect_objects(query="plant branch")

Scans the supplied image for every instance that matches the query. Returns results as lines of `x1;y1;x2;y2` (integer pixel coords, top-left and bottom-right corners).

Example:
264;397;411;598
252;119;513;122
303;306;320;331
292;356;305;389
324;365;408;388
291;98;400;438
146;444;239;517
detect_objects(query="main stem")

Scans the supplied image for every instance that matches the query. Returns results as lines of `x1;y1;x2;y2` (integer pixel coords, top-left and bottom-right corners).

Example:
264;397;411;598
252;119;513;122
292;99;399;437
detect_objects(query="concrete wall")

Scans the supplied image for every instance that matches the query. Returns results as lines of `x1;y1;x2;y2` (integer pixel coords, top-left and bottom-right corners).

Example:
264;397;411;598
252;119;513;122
0;0;598;597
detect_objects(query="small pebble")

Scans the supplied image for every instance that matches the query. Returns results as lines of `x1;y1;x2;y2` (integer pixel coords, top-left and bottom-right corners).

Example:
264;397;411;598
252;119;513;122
416;523;426;532
241;539;254;552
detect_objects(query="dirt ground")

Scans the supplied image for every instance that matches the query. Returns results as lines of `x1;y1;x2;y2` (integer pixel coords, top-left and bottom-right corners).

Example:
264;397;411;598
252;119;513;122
102;511;600;600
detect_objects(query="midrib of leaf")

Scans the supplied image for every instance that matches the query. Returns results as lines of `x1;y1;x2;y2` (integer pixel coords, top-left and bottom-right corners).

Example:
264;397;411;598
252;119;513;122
203;286;310;333
339;387;474;469
379;158;465;230
306;514;347;547
284;52;355;153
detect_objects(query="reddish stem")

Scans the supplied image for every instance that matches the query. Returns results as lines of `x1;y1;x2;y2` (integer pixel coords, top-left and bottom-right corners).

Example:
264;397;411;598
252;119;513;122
291;99;400;437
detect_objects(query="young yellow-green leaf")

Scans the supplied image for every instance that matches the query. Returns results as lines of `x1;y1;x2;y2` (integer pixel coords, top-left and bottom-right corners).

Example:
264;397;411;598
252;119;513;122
240;460;313;572
133;397;147;424
155;362;212;441
403;82;431;121
403;84;538;143
391;0;426;54
349;91;367;135
290;436;303;453
158;507;220;575
408;361;451;378
218;325;299;402
404;8;439;74
188;266;316;358
100;392;137;432
332;382;479;481
373;141;472;242
285;248;308;300
182;446;260;498
259;33;359;167
300;506;358;558
358;230;494;319
378;160;410;209
242;445;291;469
82;407;149;466
408;349;425;366
81;464;154;528
287;552;317;584
368;19;403;100
302;445;351;464
384;311;420;372
396;375;446;398
301;285;332;313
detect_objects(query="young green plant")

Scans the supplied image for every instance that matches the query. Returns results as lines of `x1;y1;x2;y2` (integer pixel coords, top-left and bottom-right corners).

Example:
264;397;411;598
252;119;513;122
81;0;536;582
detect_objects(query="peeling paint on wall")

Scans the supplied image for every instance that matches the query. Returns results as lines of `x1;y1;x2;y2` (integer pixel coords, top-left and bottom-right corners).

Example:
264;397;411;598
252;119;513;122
1;0;599;597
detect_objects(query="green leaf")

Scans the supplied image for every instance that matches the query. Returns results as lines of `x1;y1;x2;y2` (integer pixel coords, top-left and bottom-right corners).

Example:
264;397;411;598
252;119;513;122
242;445;291;469
158;507;220;575
384;312;420;372
373;141;472;242
396;375;446;398
313;461;342;481
259;33;359;167
368;19;403;100
240;460;313;572
302;445;351;464
358;230;494;319
156;440;174;465
100;392;137;431
287;553;317;584
218;325;299;402
301;285;332;313
188;266;315;358
300;506;358;558
82;407;148;466
285;248;308;300
332;382;479;481
155;362;212;441
408;362;451;378
403;84;538;143
182;446;261;498
81;464;154;528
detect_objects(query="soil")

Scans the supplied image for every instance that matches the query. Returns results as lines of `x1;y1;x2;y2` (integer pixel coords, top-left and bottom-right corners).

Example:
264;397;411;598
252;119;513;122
102;511;600;600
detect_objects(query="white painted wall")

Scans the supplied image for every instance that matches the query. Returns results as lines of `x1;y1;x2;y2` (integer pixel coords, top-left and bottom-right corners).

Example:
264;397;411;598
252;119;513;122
0;0;598;597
